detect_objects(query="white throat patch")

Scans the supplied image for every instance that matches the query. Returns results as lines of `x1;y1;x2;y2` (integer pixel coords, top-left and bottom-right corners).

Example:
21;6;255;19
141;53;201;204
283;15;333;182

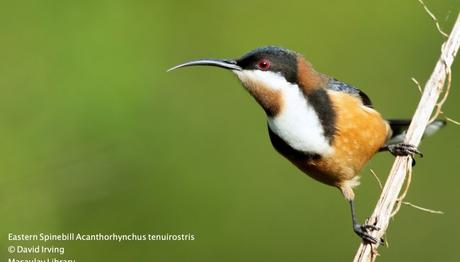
234;70;333;155
234;70;287;91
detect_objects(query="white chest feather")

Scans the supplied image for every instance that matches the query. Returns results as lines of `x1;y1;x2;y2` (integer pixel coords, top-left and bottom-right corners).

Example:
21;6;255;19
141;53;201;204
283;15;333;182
235;70;333;155
268;87;333;155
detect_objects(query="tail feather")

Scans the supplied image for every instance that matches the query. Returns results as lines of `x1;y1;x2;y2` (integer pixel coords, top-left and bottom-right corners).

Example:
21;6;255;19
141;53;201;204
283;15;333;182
386;119;446;145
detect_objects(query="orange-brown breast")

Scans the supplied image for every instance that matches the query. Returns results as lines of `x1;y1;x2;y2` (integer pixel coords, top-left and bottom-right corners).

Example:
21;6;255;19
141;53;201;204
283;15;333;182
289;90;390;187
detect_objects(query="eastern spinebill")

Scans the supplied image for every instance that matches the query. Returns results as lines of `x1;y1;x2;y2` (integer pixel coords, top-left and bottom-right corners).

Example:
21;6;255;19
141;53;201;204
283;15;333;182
168;46;445;244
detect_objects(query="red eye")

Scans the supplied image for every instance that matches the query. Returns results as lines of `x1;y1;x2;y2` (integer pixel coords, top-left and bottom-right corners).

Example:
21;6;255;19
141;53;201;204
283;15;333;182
257;59;271;70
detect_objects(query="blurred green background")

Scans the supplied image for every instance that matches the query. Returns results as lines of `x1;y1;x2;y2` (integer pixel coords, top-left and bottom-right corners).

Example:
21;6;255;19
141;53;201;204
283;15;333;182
0;0;459;261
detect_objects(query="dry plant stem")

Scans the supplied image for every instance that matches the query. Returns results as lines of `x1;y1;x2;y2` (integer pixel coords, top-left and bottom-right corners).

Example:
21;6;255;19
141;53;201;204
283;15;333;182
402;202;444;214
417;0;450;37
411;77;423;93
353;13;460;262
445;116;460;125
370;169;383;190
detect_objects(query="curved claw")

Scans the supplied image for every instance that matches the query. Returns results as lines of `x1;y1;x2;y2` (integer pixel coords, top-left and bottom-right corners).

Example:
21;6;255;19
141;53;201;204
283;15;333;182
387;143;423;157
363;224;380;231
349;201;384;245
385;143;423;166
354;224;379;244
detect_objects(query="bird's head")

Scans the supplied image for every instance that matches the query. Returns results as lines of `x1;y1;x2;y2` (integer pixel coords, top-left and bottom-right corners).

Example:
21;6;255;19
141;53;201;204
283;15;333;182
168;46;326;116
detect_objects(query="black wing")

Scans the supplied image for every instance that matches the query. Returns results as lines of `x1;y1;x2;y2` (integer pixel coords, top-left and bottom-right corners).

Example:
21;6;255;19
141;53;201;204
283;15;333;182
327;78;373;108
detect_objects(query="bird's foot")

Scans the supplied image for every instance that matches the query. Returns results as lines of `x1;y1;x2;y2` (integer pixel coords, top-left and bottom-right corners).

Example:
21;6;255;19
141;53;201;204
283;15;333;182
387;143;423;157
386;143;423;166
353;222;384;245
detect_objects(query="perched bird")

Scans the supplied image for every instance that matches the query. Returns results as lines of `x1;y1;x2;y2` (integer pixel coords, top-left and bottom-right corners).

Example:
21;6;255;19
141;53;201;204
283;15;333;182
168;46;445;244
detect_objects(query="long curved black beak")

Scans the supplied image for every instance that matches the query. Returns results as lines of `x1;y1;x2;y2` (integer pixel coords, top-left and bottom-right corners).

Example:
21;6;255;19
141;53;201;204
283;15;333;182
167;59;241;72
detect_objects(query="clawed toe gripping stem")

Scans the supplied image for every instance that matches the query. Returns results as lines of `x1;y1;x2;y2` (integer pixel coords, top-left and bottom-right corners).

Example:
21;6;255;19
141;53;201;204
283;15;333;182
381;143;423;166
349;200;385;245
353;222;384;245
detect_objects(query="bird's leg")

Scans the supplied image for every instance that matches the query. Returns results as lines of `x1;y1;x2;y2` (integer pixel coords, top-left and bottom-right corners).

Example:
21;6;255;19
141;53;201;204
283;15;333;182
349;199;383;245
380;143;423;166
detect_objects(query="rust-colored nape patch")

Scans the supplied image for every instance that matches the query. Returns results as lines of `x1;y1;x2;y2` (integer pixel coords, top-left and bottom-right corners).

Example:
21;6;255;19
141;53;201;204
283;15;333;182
297;57;327;95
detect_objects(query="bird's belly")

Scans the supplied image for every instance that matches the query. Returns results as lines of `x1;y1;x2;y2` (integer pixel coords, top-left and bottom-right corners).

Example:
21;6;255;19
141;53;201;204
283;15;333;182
269;90;389;187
